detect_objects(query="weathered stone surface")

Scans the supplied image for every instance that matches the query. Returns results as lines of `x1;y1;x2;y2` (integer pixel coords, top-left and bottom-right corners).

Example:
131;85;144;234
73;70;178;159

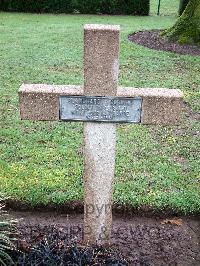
118;87;183;125
19;84;83;121
83;24;119;244
83;123;116;244
84;24;120;96
19;84;183;124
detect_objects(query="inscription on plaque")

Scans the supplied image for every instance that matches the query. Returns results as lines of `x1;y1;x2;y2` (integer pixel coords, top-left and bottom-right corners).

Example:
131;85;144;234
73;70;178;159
59;96;142;123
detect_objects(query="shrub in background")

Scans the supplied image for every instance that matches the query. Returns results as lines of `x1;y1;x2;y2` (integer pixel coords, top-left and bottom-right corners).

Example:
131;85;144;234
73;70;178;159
0;0;150;15
0;0;74;13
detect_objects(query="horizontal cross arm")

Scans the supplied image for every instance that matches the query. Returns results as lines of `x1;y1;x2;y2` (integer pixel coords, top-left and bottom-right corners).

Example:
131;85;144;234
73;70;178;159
18;84;183;125
118;87;183;124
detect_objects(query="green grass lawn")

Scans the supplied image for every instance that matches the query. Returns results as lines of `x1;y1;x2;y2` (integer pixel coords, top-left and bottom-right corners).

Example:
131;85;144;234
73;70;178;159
0;0;200;214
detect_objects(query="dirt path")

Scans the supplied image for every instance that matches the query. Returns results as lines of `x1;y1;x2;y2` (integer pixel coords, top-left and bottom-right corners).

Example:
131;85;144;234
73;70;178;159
5;211;200;265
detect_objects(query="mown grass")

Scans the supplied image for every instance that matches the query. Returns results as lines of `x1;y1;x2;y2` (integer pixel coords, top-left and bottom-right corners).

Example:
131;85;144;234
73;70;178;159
0;0;200;213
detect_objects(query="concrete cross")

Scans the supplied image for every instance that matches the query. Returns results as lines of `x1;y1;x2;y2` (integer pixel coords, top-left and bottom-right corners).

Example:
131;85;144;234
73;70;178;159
19;24;183;244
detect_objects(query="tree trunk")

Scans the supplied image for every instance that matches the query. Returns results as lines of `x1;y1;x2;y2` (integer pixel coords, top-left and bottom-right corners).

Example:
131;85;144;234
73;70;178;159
179;0;190;15
162;0;200;45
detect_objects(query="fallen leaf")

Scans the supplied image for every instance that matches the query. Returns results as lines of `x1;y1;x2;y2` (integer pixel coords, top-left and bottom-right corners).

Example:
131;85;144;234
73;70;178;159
161;218;183;226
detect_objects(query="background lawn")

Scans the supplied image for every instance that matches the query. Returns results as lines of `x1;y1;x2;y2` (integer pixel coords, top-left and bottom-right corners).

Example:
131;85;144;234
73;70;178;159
0;0;199;213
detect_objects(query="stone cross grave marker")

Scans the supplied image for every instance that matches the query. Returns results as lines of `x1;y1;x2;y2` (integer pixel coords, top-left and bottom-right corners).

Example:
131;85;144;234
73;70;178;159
19;24;183;244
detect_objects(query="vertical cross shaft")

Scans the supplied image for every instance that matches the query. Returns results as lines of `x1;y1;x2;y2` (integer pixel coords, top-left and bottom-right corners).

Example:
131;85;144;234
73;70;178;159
83;24;120;244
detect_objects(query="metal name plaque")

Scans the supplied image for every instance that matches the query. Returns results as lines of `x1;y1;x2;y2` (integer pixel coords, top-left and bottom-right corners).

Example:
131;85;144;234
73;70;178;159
59;96;142;123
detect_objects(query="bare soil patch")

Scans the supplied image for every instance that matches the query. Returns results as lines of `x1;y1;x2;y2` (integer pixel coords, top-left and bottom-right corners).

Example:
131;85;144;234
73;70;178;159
6;211;200;265
128;30;200;56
